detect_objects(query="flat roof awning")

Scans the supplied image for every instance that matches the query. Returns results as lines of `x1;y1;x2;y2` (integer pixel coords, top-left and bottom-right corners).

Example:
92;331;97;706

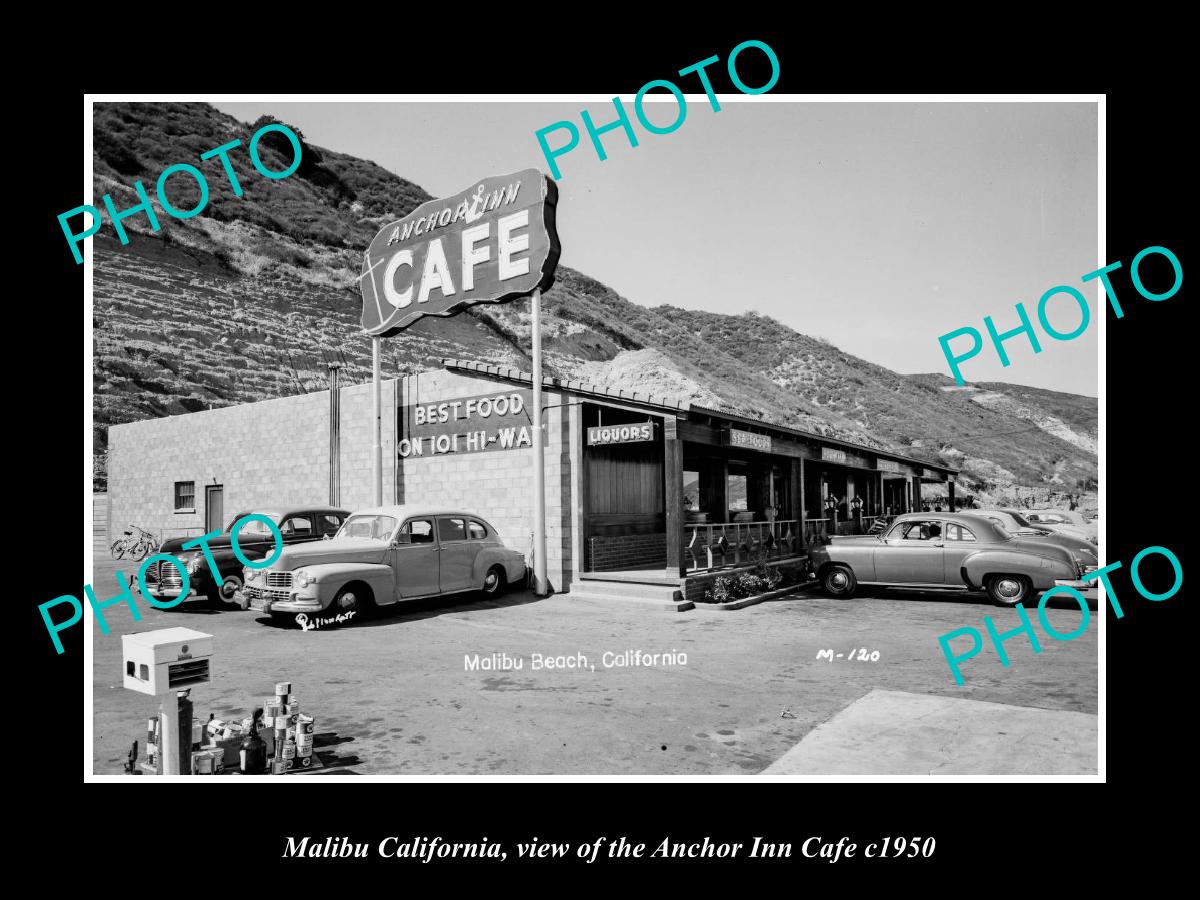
441;358;959;478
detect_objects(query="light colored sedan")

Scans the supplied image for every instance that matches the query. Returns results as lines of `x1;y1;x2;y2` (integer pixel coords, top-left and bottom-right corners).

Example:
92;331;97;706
237;505;527;620
1024;509;1098;545
973;508;1098;566
810;512;1095;606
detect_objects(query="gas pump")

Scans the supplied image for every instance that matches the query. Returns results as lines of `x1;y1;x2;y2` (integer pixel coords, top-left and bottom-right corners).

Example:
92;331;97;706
121;627;213;775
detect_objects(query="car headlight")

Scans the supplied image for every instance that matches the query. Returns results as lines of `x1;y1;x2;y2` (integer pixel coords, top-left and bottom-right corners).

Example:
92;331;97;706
294;569;314;588
185;555;202;574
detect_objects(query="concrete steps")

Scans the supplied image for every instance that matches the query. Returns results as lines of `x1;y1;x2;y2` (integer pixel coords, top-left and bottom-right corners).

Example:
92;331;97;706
567;577;693;612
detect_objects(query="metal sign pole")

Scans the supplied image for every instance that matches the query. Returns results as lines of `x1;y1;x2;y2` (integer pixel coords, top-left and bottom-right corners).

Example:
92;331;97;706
329;361;341;506
372;336;383;506
531;288;548;596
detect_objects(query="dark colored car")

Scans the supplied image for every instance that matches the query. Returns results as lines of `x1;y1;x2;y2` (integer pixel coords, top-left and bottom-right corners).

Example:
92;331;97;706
139;507;349;606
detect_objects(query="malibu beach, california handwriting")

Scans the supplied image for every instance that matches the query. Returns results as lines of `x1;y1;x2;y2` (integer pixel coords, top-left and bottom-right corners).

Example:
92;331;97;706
464;650;687;672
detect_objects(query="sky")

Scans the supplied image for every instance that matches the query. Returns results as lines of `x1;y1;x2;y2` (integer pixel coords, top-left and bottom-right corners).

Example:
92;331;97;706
215;100;1098;397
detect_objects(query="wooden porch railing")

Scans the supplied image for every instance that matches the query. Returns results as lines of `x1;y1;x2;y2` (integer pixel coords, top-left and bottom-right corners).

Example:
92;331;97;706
684;519;802;572
804;518;830;545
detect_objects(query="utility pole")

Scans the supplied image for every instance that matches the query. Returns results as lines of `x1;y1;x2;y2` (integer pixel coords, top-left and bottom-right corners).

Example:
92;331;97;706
327;353;342;507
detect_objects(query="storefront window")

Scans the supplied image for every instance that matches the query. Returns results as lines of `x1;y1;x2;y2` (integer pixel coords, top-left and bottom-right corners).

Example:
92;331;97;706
728;473;748;511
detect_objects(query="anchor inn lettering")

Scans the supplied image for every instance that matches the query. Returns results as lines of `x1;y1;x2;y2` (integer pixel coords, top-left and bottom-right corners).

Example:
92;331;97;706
359;168;561;336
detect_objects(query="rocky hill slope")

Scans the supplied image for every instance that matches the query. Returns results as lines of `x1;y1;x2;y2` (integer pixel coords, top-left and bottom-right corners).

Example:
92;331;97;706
91;102;1096;507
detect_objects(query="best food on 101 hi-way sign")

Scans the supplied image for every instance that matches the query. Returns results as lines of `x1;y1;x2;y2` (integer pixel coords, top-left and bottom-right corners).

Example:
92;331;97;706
359;168;560;336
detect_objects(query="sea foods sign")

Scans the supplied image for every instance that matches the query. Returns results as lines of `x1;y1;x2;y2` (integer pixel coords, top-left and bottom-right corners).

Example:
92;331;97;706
359;168;561;337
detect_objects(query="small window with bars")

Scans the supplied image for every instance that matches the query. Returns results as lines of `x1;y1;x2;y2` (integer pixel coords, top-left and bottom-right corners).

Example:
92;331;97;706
174;481;195;512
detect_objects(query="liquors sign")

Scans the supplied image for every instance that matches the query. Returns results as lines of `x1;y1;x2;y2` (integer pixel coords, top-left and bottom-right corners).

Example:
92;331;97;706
359;169;561;337
587;423;655;446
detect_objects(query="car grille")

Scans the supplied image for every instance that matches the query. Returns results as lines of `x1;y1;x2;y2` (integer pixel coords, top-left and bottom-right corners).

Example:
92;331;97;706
245;585;292;603
144;560;182;591
264;572;293;588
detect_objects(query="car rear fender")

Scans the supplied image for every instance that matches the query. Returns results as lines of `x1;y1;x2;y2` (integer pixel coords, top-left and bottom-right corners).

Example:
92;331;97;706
961;550;1061;592
473;547;527;587
306;563;394;607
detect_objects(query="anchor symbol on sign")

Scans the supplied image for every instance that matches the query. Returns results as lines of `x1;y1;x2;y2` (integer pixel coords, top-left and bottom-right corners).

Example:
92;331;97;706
463;185;487;224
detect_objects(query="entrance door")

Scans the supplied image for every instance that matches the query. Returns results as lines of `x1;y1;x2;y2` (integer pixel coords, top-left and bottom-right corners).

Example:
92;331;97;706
205;485;223;533
390;517;440;598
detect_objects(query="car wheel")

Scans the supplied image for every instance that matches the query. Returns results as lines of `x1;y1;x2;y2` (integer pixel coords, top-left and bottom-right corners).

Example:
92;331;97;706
333;583;373;616
211;574;242;607
986;574;1032;607
482;565;506;597
822;564;857;598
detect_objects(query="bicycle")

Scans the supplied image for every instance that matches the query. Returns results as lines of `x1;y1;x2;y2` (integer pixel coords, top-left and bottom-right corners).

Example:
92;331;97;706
110;525;158;561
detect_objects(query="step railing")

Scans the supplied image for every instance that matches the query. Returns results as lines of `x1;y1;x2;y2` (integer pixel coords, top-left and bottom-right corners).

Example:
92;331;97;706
683;519;802;572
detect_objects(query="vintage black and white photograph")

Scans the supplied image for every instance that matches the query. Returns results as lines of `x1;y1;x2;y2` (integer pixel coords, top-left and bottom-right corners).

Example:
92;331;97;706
83;96;1100;779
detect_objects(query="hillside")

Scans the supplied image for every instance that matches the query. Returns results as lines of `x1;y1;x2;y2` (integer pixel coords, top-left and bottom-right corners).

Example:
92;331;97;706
91;102;1097;507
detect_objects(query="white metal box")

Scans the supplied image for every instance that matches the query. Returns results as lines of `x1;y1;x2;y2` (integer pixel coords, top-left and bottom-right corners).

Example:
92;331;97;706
122;627;213;696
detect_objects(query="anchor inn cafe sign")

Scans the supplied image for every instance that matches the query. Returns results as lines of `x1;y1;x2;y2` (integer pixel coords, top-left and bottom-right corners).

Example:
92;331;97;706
359;168;561;336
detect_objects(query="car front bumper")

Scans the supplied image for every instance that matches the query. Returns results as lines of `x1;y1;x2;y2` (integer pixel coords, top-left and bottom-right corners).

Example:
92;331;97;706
235;584;326;614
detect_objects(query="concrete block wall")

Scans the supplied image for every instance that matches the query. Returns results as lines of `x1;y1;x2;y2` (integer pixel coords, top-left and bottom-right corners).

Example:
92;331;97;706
108;380;397;544
396;369;577;593
588;534;667;571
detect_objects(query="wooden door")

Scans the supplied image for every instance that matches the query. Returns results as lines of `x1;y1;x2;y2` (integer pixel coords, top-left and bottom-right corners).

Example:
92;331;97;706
205;485;224;533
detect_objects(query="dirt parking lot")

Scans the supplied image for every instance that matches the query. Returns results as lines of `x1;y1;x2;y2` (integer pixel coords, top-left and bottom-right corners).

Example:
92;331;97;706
90;553;1097;775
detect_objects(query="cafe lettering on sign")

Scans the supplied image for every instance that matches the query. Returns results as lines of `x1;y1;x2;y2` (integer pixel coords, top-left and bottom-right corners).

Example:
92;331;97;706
359;169;561;337
397;389;547;459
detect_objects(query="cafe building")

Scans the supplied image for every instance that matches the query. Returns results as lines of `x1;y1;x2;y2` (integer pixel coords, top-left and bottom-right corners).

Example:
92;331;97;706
107;359;958;608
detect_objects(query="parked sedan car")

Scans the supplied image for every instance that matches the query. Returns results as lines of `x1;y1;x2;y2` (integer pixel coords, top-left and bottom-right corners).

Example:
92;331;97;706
142;507;349;605
809;512;1096;606
236;505;527;622
1024;509;1098;545
973;509;1098;566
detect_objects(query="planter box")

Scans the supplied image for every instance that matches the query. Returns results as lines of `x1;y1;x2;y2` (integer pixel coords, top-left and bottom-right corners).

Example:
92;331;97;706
683;557;814;608
692;582;810;611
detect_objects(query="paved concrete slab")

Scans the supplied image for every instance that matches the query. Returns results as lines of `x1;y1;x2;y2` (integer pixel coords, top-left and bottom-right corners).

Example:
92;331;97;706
762;689;1097;776
89;552;1097;776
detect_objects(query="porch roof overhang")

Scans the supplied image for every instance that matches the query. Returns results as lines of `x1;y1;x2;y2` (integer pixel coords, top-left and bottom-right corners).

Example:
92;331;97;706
441;359;959;479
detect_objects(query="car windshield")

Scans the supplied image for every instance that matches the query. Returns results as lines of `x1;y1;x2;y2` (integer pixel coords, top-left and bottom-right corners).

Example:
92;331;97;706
980;520;1014;542
981;514;1018;533
225;511;282;534
959;518;1012;542
337;514;397;541
1006;511;1036;528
